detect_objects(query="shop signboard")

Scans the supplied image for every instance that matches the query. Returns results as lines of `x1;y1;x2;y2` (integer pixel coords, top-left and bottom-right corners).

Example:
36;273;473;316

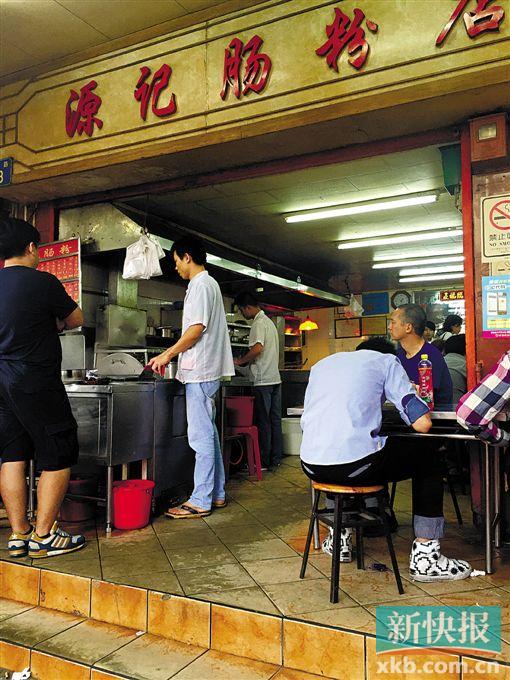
37;237;81;305
482;275;510;338
439;289;464;301
481;194;510;261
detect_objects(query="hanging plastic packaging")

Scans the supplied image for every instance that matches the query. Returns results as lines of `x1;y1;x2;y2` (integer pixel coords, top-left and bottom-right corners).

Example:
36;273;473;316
122;234;165;280
344;294;364;318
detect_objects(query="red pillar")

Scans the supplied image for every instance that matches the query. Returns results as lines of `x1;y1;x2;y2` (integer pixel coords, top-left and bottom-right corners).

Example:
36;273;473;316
461;126;476;389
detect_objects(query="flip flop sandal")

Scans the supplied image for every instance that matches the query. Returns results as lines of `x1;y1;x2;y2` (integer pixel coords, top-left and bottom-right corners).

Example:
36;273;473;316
165;504;211;519
213;500;228;509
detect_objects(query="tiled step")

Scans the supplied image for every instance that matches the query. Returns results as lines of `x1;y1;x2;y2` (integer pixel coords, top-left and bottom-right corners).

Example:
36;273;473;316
0;603;333;680
1;560;509;679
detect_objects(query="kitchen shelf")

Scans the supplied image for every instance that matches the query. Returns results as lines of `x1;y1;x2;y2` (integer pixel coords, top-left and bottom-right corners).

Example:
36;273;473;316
231;343;249;347
227;322;250;329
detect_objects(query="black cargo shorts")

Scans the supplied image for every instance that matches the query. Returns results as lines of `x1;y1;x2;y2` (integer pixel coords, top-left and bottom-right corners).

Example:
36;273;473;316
0;377;78;472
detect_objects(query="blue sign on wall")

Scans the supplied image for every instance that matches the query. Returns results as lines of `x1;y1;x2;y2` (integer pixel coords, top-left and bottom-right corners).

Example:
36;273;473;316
362;292;389;316
0;158;13;187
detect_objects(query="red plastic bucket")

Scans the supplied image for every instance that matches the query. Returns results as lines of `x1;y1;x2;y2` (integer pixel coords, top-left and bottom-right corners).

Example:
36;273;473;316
112;480;155;530
226;396;254;426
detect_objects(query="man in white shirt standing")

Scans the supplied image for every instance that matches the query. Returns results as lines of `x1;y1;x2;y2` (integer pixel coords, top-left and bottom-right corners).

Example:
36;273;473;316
234;292;282;469
149;236;234;518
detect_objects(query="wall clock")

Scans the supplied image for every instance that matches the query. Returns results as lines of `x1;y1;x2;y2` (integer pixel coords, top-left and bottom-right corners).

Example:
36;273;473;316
390;290;412;309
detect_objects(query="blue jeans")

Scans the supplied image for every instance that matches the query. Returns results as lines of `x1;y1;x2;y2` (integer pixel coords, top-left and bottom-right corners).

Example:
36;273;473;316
253;384;283;467
185;380;224;510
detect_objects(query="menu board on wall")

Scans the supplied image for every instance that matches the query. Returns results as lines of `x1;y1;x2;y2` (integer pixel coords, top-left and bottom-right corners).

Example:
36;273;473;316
37;237;81;305
361;316;388;336
334;318;361;339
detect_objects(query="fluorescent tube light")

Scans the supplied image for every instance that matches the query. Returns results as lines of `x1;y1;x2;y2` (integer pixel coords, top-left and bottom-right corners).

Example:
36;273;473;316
399;273;464;283
373;256;464;269
337;229;463;250
399;264;464;276
285;193;438;223
373;246;464;261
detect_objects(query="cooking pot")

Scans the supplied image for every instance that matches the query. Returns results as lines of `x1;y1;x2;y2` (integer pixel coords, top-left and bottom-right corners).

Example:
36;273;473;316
61;369;86;383
156;326;174;338
164;362;178;380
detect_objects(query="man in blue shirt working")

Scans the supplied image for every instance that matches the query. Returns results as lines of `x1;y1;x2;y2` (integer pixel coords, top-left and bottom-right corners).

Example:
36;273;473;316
300;338;472;583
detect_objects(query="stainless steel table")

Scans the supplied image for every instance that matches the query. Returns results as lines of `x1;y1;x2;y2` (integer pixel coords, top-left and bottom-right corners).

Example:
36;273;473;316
288;404;508;574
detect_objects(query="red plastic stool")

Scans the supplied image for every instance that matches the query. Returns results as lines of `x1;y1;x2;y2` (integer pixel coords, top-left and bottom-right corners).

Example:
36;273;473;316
227;425;263;481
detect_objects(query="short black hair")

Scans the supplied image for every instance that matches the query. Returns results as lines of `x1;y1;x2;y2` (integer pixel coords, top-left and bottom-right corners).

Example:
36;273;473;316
170;234;207;266
0;216;40;259
234;291;259;308
444;333;466;356
397;303;426;337
425;321;436;332
431;337;445;353
442;314;463;332
356;337;396;355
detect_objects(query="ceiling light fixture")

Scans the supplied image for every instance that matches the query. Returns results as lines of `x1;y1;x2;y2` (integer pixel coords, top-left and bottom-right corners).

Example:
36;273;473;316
373;255;464;269
337;228;463;250
299;316;319;331
399;264;464;276
285;192;438;223
373;245;464;261
399;272;464;283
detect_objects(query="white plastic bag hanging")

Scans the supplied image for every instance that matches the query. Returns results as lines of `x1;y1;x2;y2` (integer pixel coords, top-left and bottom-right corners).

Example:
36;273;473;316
122;234;163;280
344;294;364;318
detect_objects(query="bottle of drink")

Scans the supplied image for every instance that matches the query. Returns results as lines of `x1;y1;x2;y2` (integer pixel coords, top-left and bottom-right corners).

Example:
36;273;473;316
418;354;434;411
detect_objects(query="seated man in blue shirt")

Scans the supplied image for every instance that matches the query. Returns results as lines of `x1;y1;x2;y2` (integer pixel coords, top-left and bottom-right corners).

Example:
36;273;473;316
300;338;472;583
390;303;453;406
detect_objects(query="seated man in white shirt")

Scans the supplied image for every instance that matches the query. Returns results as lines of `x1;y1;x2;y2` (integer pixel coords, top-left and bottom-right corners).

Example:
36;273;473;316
300;337;473;583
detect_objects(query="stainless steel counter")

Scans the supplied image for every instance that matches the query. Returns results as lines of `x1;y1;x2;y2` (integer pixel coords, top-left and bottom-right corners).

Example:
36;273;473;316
64;379;193;532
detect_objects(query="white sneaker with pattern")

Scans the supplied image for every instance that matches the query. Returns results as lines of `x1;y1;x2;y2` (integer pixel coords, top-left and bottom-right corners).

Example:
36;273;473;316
321;527;353;562
409;539;472;582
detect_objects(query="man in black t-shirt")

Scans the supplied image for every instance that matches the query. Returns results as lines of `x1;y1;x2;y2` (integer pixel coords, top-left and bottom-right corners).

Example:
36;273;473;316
0;218;86;559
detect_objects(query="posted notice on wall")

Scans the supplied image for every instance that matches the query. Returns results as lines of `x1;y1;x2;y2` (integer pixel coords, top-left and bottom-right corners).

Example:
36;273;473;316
481;194;510;262
482;275;510;338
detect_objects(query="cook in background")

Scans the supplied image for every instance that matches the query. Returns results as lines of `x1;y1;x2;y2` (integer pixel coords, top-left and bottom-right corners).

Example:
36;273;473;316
0;217;85;560
149;235;234;518
233;292;283;470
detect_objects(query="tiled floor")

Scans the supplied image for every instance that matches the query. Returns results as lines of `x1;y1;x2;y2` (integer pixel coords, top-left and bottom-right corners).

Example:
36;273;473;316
1;455;509;637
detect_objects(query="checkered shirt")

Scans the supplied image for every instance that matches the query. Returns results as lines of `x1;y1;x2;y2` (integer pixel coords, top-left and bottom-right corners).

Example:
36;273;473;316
456;350;510;446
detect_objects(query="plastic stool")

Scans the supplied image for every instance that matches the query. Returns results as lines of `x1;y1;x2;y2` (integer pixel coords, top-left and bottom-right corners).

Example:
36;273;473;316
227;425;263;481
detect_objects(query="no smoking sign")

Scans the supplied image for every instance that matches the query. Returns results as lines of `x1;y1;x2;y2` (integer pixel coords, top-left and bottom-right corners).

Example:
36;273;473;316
489;199;510;231
482;194;510;261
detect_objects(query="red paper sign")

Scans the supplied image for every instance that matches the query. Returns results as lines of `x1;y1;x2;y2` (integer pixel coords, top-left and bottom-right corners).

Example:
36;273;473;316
37;238;81;304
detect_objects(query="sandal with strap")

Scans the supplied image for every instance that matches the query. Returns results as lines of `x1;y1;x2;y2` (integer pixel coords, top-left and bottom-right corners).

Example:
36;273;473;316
213;499;228;509
165;503;211;519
